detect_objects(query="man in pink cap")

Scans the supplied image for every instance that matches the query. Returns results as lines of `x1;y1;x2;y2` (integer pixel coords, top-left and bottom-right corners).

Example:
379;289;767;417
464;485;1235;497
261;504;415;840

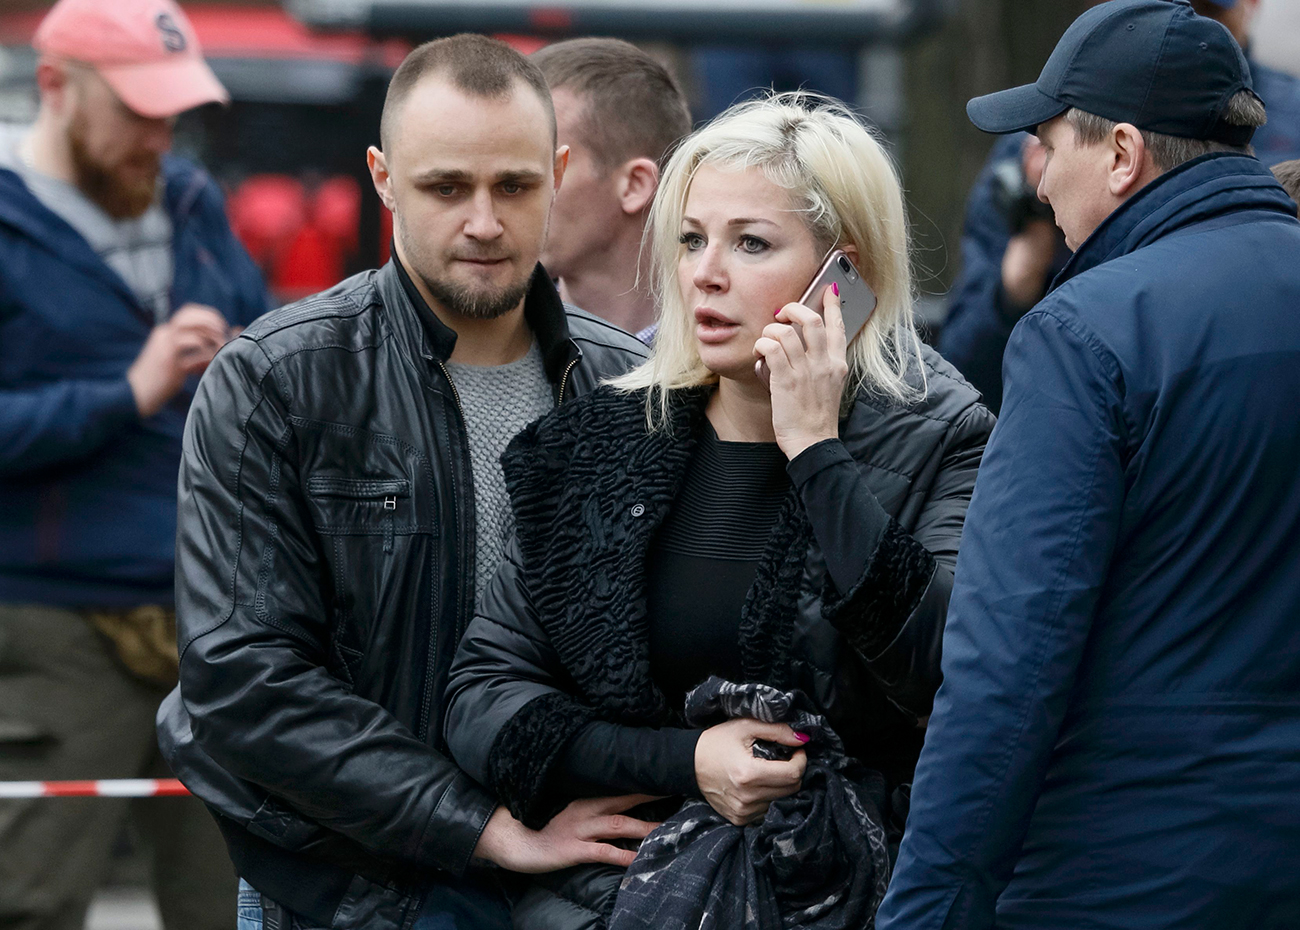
0;1;266;928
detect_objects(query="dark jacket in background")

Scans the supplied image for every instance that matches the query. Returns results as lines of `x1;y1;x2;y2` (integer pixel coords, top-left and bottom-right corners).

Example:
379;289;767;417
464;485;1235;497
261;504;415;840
445;348;993;928
156;263;648;929
878;153;1300;929
938;56;1300;414
1248;57;1300;165
0;156;269;607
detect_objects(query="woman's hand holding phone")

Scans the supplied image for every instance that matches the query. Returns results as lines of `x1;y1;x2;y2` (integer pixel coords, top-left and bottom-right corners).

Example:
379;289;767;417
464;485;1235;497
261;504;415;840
754;283;850;461
695;718;809;826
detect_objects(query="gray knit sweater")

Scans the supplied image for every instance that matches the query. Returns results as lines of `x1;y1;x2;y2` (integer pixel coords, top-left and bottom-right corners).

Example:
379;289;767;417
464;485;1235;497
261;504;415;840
446;341;553;607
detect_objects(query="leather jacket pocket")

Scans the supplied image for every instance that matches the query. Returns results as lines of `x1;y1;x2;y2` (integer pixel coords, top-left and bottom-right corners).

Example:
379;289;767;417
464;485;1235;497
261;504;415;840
306;476;412;545
303;470;432;695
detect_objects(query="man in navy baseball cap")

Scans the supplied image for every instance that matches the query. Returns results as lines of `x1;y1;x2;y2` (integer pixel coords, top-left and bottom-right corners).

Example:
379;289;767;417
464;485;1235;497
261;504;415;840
963;0;1263;250
878;1;1300;927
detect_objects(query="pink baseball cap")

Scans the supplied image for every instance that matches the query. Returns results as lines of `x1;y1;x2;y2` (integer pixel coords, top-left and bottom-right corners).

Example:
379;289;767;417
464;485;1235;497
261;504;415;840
33;0;229;119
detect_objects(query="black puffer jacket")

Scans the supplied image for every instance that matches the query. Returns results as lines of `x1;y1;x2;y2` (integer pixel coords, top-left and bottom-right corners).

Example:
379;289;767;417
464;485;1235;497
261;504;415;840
155;261;647;929
444;347;994;928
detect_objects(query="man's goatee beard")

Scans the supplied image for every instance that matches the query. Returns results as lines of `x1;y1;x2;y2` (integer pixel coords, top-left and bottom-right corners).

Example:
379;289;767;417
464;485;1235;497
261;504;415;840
420;272;532;321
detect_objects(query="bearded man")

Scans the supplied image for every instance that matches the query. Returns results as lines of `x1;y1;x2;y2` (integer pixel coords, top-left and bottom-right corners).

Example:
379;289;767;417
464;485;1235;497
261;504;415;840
157;33;652;930
0;1;268;928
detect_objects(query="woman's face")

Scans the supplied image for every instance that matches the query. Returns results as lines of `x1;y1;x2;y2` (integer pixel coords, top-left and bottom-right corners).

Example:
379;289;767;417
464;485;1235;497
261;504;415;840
676;163;824;382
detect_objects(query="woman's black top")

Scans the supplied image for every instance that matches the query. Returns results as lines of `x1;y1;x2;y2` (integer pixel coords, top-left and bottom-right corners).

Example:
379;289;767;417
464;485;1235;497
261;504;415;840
646;422;790;704
559;422;877;798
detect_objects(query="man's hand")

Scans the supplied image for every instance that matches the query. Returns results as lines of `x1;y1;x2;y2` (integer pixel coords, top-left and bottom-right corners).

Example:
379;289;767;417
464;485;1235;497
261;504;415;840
1001;219;1059;314
472;794;660;873
127;304;232;417
695;718;807;826
1000;135;1059;316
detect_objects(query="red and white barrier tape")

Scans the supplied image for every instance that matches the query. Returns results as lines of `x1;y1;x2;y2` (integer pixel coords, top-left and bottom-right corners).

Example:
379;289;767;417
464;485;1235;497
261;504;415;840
0;778;191;799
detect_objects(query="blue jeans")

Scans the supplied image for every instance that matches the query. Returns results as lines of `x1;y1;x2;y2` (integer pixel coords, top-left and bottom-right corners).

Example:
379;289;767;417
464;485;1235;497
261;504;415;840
237;878;263;930
235;877;512;930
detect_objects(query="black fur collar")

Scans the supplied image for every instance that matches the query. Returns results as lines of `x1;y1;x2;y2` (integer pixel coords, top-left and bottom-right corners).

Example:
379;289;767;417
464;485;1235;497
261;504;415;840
501;385;813;725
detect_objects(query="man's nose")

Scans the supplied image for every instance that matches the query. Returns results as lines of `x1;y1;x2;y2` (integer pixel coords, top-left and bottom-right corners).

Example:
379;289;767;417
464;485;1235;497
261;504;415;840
464;189;504;239
692;243;727;292
1036;174;1049;205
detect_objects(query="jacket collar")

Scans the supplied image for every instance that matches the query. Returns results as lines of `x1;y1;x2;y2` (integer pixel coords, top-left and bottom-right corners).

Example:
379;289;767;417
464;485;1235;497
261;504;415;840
1052;152;1297;292
385;250;582;385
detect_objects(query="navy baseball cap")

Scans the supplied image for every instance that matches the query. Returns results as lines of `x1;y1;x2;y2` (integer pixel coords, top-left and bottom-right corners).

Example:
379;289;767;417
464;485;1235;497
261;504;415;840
968;0;1257;143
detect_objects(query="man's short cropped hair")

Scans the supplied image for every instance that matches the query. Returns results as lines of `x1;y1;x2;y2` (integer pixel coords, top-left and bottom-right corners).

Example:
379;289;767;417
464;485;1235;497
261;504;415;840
1065;90;1267;174
379;34;557;153
1271;159;1300;209
532;38;691;171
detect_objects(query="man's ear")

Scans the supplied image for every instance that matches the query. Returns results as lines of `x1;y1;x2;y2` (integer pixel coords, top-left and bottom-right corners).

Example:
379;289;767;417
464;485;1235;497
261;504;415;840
1108;123;1151;199
34;59;72;113
617;158;659;216
367;146;395;212
553;145;570;192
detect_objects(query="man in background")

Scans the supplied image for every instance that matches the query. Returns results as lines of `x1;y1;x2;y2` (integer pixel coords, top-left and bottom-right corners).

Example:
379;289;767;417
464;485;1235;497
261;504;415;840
0;0;268;928
1196;0;1300;162
532;38;691;340
1271;156;1300;209
939;0;1300;412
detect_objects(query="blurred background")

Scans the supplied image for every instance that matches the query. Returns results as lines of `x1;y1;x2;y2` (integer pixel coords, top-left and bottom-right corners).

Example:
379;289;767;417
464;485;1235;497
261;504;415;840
1;0;1295;925
4;0;1297;327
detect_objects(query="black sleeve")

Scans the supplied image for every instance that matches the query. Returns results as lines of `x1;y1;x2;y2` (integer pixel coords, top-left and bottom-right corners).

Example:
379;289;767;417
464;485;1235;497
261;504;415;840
787;439;891;596
559;722;700;797
786;404;992;717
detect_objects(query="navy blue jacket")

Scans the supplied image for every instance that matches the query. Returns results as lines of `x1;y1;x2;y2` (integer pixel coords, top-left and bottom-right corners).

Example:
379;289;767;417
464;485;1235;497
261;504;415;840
939;57;1300;414
878;153;1300;928
0;156;268;607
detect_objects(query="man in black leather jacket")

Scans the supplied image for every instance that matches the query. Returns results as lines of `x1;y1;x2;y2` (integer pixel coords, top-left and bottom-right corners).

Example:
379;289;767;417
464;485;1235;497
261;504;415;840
156;35;652;930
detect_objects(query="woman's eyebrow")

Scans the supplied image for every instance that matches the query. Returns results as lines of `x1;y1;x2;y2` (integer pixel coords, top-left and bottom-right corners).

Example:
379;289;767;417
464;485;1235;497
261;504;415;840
680;216;780;227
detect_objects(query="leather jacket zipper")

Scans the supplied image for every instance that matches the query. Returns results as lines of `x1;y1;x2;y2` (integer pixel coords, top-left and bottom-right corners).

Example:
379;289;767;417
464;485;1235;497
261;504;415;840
437;360;466;422
557;356;579;404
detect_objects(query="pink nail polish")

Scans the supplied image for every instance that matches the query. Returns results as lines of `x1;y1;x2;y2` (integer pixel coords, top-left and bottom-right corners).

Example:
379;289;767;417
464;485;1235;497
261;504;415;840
794;732;811;743
774;307;782;317
831;282;839;296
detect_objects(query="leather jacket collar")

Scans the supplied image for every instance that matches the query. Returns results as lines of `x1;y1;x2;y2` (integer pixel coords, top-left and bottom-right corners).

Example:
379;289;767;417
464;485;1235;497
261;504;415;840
385;251;581;386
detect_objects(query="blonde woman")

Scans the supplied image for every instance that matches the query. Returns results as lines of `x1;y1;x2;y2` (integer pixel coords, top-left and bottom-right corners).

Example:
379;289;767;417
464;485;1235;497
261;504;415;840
445;93;994;925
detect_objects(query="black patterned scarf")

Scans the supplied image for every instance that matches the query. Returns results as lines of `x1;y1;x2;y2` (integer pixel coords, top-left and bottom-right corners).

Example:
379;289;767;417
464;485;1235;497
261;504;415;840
609;678;891;930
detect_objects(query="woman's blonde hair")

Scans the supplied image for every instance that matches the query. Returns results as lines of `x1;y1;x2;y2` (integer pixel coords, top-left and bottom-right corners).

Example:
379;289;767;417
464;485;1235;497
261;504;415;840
609;91;925;427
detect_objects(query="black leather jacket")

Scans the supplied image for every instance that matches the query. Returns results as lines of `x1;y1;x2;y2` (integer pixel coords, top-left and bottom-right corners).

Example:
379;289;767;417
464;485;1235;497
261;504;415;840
444;349;994;928
156;262;648;928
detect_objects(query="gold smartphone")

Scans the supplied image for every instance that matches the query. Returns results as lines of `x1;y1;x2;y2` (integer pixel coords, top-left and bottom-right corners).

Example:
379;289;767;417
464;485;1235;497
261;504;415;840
756;250;877;386
797;249;877;342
